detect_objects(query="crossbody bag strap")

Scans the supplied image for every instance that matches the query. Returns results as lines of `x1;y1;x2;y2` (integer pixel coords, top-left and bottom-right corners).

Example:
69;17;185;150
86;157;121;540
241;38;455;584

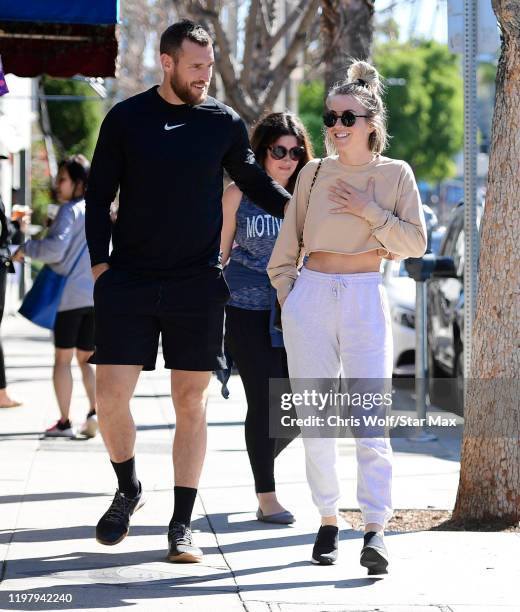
297;158;323;263
67;242;88;278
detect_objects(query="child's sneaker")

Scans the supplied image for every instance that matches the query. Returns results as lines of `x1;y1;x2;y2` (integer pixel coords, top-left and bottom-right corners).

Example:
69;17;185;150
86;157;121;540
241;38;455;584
44;419;74;438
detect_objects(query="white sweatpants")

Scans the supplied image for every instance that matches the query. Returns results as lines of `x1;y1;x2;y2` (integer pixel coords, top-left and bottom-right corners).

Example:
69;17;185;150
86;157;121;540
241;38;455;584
281;267;393;526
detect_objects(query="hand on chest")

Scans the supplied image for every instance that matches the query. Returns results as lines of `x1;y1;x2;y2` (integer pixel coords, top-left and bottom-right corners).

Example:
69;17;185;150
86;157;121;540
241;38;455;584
312;175;397;221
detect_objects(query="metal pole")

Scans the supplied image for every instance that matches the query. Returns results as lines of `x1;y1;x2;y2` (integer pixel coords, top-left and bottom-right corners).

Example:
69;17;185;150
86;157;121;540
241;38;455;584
410;281;437;442
463;0;479;383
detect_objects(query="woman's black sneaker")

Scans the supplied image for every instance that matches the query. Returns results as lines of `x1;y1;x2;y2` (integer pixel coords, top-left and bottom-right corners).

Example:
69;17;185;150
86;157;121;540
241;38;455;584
360;531;389;575
311;525;339;565
167;522;203;563
96;482;145;545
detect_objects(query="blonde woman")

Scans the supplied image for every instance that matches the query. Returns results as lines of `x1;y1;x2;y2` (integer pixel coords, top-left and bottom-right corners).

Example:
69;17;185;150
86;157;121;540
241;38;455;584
267;60;426;573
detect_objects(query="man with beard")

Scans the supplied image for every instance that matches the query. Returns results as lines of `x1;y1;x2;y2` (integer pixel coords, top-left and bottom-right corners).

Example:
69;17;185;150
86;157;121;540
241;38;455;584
85;20;290;562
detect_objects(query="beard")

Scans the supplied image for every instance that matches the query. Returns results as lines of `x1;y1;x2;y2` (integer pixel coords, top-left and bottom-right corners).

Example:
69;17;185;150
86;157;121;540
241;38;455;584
170;71;207;105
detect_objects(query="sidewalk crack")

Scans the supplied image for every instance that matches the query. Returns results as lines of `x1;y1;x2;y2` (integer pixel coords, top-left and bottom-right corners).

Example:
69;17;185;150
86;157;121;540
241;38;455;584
197;492;247;611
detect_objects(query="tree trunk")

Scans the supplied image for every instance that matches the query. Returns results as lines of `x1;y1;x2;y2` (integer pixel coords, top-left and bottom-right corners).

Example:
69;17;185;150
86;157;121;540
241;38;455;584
321;0;374;92
452;0;520;525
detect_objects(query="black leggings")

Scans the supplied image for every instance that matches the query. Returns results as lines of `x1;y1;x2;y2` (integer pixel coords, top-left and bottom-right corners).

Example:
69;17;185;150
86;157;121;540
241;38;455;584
0;268;7;389
225;305;292;493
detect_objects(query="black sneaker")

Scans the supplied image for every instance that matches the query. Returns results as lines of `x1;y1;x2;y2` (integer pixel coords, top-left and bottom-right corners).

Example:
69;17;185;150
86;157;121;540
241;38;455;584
311;525;339;565
167;522;203;563
360;531;389;575
96;483;145;545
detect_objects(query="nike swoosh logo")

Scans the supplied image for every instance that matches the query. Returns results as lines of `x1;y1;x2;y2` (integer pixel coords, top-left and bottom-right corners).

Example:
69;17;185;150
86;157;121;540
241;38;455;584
164;123;186;131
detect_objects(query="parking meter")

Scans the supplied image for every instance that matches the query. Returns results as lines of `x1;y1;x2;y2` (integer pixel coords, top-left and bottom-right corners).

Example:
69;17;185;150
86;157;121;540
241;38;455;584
404;247;456;441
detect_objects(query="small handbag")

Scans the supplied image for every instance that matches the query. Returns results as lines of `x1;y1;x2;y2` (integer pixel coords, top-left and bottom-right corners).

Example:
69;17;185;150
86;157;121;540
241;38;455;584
19;243;88;330
273;159;323;331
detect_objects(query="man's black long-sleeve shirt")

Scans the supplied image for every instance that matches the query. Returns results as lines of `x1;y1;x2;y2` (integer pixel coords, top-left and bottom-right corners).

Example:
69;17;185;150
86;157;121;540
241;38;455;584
85;86;290;275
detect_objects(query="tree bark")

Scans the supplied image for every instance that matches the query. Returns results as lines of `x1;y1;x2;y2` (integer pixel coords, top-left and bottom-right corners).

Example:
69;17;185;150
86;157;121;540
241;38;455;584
321;0;375;92
452;0;520;525
115;0;174;100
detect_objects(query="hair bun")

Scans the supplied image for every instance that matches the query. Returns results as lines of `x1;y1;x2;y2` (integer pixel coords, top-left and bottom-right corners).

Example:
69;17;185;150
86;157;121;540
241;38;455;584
347;60;382;96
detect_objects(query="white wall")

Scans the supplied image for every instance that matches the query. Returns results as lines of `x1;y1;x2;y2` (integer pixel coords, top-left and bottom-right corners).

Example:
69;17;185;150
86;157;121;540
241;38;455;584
0;75;36;211
0;76;37;312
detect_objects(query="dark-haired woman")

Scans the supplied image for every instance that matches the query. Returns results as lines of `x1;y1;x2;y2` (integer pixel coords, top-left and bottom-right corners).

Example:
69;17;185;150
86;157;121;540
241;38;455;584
220;112;314;524
13;155;97;438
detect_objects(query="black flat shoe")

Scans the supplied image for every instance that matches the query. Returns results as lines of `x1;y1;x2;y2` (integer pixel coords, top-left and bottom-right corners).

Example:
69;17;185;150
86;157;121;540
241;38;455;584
311;525;339;565
96;482;145;545
360;531;389;575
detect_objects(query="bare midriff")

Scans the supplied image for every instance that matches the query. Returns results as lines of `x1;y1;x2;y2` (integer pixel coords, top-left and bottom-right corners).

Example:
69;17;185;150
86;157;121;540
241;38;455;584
305;250;383;274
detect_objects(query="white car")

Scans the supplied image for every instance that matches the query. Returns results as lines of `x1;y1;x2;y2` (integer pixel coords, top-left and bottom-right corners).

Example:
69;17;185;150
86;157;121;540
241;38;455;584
383;259;416;376
382;217;447;376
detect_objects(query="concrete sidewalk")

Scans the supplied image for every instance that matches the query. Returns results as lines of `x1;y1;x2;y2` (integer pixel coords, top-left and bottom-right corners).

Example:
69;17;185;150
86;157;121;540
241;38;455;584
0;315;518;611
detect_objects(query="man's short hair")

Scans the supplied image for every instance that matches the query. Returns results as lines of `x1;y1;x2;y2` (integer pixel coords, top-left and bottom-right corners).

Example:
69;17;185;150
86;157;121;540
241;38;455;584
160;20;212;61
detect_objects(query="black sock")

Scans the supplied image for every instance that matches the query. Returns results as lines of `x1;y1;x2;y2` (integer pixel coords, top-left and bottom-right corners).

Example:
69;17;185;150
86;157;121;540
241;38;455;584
111;457;139;498
86;409;96;418
170;486;197;528
363;531;378;546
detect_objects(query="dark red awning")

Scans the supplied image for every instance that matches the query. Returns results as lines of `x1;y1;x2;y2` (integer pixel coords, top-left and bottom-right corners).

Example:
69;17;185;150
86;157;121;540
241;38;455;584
0;21;119;78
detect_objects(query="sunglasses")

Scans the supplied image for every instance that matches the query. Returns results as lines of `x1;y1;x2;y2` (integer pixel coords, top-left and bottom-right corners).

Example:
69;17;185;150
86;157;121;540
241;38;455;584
323;110;369;128
268;145;305;161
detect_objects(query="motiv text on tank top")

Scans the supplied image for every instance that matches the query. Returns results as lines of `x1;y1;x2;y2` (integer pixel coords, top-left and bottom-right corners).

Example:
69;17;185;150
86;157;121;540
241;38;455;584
246;214;282;238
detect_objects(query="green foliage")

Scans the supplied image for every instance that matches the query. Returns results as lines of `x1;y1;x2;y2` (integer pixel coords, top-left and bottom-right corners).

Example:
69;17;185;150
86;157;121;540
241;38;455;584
374;40;463;182
42;77;103;161
478;61;497;87
30;140;53;227
298;80;326;157
476;61;496;152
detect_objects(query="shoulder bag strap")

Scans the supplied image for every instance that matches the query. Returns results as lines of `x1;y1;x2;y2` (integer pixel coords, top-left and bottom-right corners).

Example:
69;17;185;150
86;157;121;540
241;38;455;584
67;242;89;278
297;158;323;264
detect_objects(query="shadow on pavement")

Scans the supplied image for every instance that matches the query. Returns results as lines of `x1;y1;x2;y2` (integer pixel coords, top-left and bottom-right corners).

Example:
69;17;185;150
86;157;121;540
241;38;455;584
0;422;242;440
6;377;55;384
0;524;218;545
135;422;240;432
0;432;46;439
5;364;53;370
1;522;355;550
0;552;383;610
0;492;105;505
133;394;171;399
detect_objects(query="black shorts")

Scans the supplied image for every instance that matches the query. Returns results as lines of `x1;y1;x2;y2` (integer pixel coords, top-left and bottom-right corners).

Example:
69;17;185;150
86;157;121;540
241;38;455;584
90;266;230;371
54;307;95;351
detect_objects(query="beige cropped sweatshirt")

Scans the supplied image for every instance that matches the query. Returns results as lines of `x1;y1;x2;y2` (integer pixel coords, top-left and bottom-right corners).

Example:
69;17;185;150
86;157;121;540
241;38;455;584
267;155;427;302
